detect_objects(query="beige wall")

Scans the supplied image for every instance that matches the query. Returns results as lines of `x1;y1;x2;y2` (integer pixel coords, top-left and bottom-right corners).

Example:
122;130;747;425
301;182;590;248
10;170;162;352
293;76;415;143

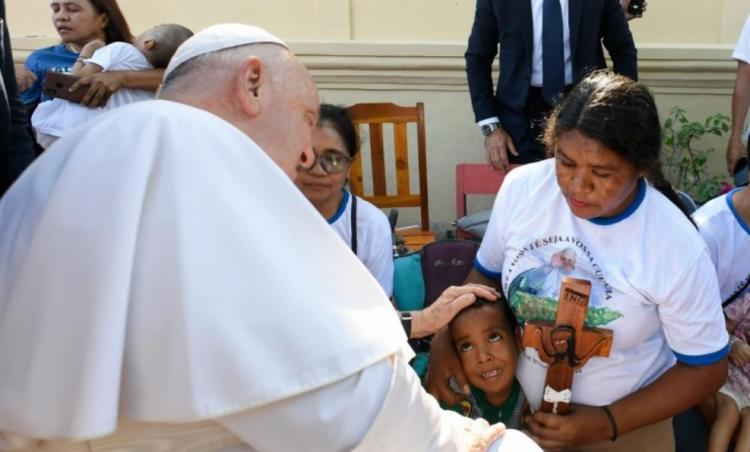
7;0;750;230
7;0;750;44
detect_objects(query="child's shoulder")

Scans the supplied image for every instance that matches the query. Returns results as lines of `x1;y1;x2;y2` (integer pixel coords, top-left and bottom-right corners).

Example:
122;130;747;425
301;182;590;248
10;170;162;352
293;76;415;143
94;42;138;56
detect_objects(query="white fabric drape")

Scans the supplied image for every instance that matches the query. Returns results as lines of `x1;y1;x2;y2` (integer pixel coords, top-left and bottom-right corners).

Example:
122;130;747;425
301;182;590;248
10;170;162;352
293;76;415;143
0;100;408;439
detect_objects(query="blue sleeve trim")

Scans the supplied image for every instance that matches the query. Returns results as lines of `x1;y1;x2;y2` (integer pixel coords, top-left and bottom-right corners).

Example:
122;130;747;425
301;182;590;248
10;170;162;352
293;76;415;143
673;343;729;366
326;189;350;224
589;178;646;225
474;258;502;280
726;188;750;235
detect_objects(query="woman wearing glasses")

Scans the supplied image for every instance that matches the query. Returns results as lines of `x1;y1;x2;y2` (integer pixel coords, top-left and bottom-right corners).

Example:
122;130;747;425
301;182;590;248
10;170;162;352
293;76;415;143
297;104;394;297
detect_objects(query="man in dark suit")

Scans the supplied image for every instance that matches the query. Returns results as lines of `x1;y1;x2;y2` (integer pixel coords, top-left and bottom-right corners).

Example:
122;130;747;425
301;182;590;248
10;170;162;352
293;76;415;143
0;0;35;197
466;0;637;170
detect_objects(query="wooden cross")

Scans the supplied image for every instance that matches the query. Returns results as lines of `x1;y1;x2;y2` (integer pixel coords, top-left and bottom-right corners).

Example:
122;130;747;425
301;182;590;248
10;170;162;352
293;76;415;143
522;277;613;414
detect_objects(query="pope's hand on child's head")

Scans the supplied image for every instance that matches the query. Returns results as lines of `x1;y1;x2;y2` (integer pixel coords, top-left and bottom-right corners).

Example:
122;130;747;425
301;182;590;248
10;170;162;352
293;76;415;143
420;284;499;335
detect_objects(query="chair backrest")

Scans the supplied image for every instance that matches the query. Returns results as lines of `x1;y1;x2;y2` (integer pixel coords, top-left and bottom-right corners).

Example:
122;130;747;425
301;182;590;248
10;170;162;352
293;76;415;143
346;102;430;231
455;163;518;218
421;240;479;308
392;239;480;312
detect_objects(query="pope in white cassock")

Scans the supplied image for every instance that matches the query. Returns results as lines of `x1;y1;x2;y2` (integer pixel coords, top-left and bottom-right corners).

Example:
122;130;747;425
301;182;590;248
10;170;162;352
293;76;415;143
0;24;540;451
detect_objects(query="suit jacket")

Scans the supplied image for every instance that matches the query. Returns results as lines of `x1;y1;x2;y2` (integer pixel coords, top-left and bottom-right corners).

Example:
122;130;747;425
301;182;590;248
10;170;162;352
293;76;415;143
0;0;35;197
465;0;637;154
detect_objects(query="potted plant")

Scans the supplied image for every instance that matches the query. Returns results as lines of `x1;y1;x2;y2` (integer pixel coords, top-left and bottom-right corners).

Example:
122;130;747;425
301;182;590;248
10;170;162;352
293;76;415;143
662;107;730;205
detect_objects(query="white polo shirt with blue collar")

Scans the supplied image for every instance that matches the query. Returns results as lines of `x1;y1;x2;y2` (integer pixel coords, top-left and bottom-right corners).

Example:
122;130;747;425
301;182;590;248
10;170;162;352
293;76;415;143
475;159;728;409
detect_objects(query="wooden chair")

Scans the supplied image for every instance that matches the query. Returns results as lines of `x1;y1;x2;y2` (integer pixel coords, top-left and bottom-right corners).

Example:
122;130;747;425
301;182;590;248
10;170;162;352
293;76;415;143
346;102;433;249
455;163;518;239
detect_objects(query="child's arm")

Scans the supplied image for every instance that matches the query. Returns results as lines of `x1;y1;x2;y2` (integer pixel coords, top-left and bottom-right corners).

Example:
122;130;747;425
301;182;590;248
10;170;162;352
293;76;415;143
726;318;750;366
70;40;106;77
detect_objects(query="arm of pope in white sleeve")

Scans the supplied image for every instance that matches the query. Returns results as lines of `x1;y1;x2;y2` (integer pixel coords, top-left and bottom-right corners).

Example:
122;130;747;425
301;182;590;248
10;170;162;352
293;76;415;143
217;351;539;451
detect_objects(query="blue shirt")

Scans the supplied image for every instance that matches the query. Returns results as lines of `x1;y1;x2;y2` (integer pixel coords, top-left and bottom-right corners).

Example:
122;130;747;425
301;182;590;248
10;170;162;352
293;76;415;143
21;44;77;105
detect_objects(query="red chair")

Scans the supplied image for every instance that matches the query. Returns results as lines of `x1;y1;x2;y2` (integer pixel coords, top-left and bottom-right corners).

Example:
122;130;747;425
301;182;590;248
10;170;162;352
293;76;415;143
455;163;518;239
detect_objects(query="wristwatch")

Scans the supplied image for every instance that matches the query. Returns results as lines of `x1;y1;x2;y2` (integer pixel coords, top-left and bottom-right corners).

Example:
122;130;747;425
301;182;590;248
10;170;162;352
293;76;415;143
480;122;501;136
400;311;413;338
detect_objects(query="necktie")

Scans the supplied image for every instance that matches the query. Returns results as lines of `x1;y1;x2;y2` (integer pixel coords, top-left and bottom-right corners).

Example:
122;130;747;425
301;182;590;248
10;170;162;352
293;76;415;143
542;0;565;105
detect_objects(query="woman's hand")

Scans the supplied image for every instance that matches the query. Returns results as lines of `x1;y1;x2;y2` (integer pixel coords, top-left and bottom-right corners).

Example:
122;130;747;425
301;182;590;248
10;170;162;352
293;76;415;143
14;64;36;92
525;404;614;450
424;327;469;405
730;339;750;367
727;138;747;174
70;71;127;107
411;284;499;338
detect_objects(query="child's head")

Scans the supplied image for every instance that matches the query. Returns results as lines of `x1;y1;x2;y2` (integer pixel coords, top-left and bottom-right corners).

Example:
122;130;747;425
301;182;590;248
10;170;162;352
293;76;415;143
134;24;193;69
448;298;521;403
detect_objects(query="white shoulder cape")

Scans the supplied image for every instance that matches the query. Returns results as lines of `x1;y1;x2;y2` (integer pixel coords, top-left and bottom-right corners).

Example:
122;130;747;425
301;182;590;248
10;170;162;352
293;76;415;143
0;100;408;439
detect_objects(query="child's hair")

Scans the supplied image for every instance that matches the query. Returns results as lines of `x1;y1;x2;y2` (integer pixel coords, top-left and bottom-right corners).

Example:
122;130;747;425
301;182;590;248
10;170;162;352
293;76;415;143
319;104;359;158
146;24;194;69
88;0;133;44
543;71;695;223
450;297;519;335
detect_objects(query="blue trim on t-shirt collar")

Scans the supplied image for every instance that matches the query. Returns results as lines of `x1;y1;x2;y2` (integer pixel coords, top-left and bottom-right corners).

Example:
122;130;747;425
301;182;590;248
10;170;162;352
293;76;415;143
588;178;646;226
726;188;750;236
327;190;350;224
474;258;502;280
673;343;729;366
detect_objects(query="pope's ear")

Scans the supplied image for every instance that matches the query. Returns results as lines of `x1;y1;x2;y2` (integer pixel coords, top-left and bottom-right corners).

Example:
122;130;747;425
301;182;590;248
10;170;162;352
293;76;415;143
235;56;264;117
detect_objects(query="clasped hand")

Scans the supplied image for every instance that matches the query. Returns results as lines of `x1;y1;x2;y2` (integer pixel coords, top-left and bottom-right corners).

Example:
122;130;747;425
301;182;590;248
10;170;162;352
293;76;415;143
69;72;127;107
524;404;614;450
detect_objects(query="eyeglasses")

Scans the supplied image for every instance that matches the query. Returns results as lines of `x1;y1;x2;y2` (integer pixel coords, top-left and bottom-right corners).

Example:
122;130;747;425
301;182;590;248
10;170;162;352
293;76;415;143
298;151;353;175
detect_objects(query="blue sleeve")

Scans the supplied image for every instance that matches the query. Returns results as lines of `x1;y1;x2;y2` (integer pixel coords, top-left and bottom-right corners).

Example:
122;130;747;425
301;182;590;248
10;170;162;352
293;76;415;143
20;51;45;105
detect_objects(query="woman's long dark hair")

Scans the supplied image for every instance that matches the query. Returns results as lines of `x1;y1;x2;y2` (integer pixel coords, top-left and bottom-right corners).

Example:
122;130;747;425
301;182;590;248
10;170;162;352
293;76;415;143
543;71;694;223
88;0;132;44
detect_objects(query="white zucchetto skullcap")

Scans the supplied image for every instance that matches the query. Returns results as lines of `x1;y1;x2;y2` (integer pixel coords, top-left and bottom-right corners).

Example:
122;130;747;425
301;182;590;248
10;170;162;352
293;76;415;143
164;23;288;79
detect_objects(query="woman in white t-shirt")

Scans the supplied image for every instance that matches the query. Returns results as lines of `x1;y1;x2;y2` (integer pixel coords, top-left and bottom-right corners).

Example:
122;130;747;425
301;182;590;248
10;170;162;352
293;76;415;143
296;104;394;296
693;182;750;452
426;72;728;451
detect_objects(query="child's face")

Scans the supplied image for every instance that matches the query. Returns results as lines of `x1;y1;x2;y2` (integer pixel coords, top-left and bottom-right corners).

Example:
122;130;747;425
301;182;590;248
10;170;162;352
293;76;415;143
450;304;521;402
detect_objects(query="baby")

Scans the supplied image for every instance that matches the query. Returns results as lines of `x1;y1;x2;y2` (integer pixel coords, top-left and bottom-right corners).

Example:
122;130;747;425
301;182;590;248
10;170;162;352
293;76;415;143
32;23;193;149
443;298;526;429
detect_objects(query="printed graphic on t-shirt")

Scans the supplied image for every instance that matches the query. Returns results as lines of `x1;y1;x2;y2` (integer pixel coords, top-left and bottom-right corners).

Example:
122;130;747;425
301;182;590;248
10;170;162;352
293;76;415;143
505;235;623;327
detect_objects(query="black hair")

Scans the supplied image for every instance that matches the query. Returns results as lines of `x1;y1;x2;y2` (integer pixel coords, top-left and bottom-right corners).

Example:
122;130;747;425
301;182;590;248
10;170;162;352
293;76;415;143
543;71;695;223
146;24;193;69
319;104;359;158
87;0;132;44
450;296;519;336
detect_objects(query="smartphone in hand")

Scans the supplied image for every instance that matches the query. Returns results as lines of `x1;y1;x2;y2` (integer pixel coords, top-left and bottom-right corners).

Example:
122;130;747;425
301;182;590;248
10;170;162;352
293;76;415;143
42;72;86;103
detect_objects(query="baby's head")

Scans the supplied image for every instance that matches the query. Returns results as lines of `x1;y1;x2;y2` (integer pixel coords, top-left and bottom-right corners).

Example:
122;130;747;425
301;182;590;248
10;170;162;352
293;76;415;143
448;298;521;403
134;24;193;69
